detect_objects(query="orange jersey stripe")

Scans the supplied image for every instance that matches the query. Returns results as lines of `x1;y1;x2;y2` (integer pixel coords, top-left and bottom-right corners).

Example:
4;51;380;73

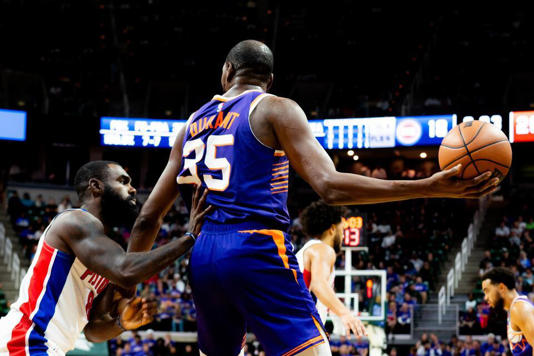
272;170;289;176
282;335;325;356
271;185;289;190
272;164;289;172
274;151;286;157
271;181;288;186
271;190;288;194
271;175;289;181
238;229;297;283
273;161;289;167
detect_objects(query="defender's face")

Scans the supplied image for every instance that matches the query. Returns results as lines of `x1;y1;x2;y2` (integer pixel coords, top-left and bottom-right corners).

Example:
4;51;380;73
482;279;501;308
105;164;137;206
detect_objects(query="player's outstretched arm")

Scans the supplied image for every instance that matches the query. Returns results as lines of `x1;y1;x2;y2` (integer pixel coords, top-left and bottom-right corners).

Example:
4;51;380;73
83;286;157;342
128;126;186;253
510;301;534;347
261;96;499;204
307;244;367;337
53;187;210;289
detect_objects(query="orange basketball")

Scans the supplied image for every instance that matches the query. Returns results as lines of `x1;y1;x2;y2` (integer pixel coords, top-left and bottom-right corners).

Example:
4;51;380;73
438;121;512;181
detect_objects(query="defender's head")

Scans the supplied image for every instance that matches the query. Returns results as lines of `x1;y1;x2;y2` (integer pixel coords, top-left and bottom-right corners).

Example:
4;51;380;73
74;161;138;226
481;267;516;309
221;40;274;92
300;201;345;253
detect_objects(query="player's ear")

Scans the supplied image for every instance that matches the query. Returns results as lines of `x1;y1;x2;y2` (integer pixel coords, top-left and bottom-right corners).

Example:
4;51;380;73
226;62;236;82
266;73;274;91
88;178;104;197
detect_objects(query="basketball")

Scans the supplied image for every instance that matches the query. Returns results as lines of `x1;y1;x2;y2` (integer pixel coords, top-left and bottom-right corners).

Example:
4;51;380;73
438;121;512;181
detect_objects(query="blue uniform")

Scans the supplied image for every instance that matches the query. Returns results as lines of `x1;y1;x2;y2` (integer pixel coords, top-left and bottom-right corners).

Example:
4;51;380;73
177;90;325;356
507;295;534;356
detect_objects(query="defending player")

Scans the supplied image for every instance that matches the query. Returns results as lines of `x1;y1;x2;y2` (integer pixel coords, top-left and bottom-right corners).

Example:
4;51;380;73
127;40;499;356
0;161;210;355
482;267;534;356
296;201;367;337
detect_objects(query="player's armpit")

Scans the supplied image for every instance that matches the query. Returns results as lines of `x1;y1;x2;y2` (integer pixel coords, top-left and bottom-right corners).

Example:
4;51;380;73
128;125;185;253
511;300;534;346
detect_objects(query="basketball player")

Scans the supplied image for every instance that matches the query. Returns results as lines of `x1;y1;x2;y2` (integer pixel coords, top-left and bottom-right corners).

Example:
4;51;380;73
482;267;534;355
0;161;210;355
296;201;366;337
127;40;499;356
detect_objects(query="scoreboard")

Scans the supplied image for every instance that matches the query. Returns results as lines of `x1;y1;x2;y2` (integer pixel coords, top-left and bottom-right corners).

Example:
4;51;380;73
509;111;534;143
309;114;456;149
99;111;533;149
0;109;26;142
100;117;186;148
342;215;366;247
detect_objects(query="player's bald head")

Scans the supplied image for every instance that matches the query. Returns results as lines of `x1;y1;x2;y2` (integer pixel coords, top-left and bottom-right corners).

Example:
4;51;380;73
225;40;273;83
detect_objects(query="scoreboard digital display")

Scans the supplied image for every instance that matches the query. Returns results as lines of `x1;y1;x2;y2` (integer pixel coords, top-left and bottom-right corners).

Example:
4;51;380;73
509;111;534;143
342;216;366;247
0;109;26;141
309;114;456;149
100;117;186;148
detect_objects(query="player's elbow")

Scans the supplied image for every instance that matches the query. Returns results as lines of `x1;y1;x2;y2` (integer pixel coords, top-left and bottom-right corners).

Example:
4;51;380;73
115;271;138;289
315;174;346;205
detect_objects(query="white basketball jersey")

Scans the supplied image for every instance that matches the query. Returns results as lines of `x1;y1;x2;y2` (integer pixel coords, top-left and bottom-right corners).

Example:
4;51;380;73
296;239;335;325
0;209;110;356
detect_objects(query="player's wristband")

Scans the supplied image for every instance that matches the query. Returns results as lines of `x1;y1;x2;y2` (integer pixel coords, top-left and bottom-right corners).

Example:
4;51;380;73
184;232;197;242
116;317;127;331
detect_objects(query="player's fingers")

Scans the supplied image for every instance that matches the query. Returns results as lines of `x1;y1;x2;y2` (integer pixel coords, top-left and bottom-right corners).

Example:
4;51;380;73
442;164;462;178
464;171;492;187
464;186;499;199
198;187;209;208
463;178;499;195
358;322;368;336
197;205;214;220
191;185;200;210
129;297;142;309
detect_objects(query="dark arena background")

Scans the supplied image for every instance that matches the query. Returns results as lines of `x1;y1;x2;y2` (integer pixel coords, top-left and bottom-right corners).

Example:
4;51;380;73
0;2;533;356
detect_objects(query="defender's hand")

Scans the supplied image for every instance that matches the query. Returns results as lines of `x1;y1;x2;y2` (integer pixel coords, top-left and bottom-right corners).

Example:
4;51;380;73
426;164;499;199
340;312;367;337
118;297;157;330
186;185;213;236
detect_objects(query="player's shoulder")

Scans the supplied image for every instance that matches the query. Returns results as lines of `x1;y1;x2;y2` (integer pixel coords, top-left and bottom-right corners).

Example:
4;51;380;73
510;297;534;320
52;209;104;237
307;240;336;260
255;95;303;118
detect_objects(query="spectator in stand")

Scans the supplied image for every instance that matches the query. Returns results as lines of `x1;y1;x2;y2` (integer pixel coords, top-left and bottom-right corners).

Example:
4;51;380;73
459;307;478;334
352;336;368;356
20;193;34;208
57;195;72;213
495;221;510;238
412;276;428;304
519;250;531;269
397;303;412;333
143;330;156;354
465;293;477;311
128;333;144;356
509;229;521;246
34;194;45;208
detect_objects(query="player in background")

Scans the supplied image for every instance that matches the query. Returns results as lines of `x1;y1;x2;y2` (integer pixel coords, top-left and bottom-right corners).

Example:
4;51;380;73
0;161;210;355
296;201;367;337
126;40;499;356
482;267;534;356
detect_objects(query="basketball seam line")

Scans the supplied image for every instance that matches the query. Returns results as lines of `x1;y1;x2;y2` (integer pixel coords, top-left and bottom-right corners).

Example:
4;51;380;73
441;139;509;169
457;126;480;177
441;124;486;149
465;123;485;146
468;158;510;169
